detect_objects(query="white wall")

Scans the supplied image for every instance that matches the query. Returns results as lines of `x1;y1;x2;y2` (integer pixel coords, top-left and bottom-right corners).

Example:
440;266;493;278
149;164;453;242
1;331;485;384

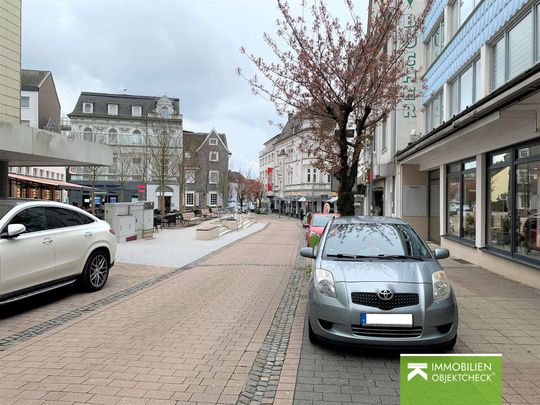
20;90;38;127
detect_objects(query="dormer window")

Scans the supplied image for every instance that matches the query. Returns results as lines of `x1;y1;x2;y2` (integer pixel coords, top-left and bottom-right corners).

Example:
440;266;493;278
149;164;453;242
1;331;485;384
209;138;218;146
108;104;118;115
160;106;171;119
131;105;142;117
83;103;93;114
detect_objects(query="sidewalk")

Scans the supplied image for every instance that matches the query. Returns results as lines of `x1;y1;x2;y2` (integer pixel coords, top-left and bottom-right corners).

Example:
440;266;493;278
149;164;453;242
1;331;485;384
115;220;267;268
288;255;540;405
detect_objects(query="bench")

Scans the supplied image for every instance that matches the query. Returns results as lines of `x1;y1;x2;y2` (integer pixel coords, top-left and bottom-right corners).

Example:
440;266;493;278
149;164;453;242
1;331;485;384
181;211;201;226
196;224;220;240
201;208;218;219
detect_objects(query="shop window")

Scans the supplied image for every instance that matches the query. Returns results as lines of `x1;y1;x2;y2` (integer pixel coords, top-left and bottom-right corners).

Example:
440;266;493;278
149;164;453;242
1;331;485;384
486;142;540;262
446;160;476;241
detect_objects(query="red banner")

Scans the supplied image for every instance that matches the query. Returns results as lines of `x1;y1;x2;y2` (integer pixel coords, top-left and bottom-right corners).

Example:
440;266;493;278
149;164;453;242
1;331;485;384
267;167;273;191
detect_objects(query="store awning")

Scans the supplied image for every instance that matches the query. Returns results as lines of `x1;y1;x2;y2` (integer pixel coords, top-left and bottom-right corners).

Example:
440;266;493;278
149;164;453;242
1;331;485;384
327;196;338;203
8;173;90;190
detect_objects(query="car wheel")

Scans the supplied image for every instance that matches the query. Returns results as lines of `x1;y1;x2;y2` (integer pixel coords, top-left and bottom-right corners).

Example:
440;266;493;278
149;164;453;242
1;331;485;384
308;320;319;344
81;250;109;292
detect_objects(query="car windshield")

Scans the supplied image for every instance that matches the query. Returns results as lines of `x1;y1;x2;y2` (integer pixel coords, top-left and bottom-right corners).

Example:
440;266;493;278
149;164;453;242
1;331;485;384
322;222;430;259
0;203;15;221
312;215;334;227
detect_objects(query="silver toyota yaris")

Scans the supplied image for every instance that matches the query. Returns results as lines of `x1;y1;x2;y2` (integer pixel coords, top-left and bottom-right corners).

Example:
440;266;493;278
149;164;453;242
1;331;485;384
300;216;458;349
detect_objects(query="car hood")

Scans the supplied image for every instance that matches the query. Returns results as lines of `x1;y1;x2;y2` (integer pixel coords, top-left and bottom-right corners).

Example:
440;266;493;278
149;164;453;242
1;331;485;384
319;259;442;283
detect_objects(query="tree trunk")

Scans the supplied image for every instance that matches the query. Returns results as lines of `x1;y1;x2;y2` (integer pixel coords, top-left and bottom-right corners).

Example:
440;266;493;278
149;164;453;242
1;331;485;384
336;120;355;216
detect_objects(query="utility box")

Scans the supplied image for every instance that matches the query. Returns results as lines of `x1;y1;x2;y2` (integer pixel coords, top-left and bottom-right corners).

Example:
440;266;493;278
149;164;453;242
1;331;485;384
140;201;154;239
130;203;144;239
105;203;137;242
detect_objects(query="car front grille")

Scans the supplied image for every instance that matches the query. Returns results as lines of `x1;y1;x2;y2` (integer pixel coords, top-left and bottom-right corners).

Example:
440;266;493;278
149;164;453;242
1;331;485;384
351;292;419;310
351;325;423;338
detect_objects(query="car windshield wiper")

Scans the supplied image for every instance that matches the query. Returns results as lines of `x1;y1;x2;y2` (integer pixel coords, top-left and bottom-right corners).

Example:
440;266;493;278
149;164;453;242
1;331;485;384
325;253;359;259
377;255;425;261
325;254;424;261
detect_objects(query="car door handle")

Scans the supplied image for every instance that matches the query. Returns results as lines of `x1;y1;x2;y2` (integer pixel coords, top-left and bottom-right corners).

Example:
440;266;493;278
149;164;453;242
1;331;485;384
84;232;93;238
42;238;53;245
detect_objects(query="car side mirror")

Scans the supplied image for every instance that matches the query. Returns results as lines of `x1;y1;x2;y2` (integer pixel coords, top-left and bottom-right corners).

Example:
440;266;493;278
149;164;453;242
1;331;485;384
300;247;316;259
5;224;26;238
433;248;449;260
303;223;309;228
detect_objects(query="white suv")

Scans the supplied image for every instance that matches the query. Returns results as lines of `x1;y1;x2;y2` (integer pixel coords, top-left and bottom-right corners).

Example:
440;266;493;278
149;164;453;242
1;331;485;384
0;199;117;304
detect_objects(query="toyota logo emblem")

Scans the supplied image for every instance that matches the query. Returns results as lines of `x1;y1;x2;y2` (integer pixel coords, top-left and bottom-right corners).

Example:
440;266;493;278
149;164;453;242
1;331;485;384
377;289;394;300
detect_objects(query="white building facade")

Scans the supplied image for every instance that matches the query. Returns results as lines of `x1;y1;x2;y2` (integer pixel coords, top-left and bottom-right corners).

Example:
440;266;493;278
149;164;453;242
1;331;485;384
394;0;540;288
259;114;334;217
68;92;183;211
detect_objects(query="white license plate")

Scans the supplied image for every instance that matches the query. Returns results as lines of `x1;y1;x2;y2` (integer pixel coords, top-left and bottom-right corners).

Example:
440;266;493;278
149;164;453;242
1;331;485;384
361;313;413;327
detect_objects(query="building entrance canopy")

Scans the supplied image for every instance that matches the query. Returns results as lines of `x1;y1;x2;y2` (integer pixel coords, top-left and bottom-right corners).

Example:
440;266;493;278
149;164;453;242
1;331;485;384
0;122;112;166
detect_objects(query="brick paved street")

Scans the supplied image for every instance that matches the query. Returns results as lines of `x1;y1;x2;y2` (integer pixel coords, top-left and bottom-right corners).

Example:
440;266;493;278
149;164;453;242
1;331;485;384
1;216;539;405
0;217;300;405
291;257;540;405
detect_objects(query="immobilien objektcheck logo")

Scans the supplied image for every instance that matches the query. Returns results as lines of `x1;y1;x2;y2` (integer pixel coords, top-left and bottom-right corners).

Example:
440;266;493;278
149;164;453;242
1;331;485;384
400;354;502;405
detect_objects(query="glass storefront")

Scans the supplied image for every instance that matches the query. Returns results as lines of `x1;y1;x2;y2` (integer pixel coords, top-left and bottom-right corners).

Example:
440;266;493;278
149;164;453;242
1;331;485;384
486;141;540;263
446;160;475;241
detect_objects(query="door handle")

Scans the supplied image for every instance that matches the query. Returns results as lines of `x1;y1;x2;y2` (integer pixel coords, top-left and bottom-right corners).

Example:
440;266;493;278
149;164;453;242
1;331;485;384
84;232;93;238
42;238;53;245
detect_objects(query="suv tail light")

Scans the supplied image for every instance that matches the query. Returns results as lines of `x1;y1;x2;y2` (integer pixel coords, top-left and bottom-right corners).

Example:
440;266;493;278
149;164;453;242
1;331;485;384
109;227;116;235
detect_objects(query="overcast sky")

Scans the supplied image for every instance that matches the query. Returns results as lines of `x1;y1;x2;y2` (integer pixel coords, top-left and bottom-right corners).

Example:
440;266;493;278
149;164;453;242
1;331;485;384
22;0;366;173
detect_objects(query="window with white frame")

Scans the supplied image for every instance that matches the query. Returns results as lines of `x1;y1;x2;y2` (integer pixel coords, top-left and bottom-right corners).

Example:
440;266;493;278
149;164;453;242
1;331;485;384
185;169;195;183
185;191;195;206
209;138;218;146
426;19;445;67
108;128;118;144
209;192;218;207
209;170;219;184
313;169;317;183
492;10;535;90
381;119;387;151
209;151;219;162
131;105;142;117
83;103;93;114
450;59;481;116
451;0;478;36
426;90;443;131
83;127;93;142
108;104;118;115
20;96;30;108
307;168;311;183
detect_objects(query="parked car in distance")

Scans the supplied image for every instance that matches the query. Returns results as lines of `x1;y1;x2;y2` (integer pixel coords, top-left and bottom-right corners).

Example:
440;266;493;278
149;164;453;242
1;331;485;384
300;216;457;349
304;213;339;246
0;199;117;305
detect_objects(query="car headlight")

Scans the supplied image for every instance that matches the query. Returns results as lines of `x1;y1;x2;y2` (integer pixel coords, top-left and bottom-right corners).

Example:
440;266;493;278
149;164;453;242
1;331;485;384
432;270;451;301
315;269;336;298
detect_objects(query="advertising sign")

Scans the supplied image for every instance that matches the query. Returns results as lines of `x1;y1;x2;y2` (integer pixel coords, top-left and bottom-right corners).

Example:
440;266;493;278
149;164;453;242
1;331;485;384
401;354;502;405
267;167;273;191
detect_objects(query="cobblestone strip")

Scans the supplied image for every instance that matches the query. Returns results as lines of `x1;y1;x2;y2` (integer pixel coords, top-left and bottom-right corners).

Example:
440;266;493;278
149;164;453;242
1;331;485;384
0;223;269;351
237;254;306;404
0;266;187;351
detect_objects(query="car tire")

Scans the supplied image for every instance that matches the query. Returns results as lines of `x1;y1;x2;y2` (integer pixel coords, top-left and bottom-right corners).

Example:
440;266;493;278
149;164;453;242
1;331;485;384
80;250;110;292
308;320;319;344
